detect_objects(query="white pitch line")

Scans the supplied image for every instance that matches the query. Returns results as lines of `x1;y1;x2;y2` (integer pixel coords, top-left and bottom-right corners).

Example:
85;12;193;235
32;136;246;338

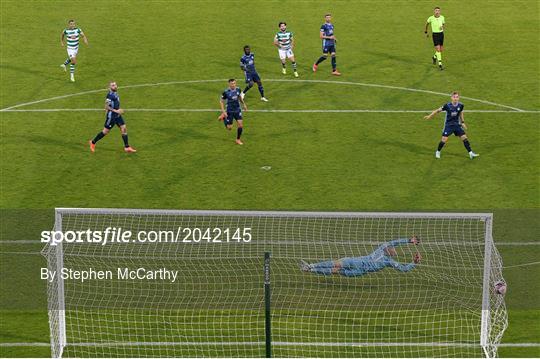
2;108;540;114
0;79;531;112
1;341;539;348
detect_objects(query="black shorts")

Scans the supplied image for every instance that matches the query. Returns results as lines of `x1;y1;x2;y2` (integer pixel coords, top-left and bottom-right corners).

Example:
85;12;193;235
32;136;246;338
442;124;465;137
432;32;444;46
323;44;336;54
224;111;243;126
104;115;125;129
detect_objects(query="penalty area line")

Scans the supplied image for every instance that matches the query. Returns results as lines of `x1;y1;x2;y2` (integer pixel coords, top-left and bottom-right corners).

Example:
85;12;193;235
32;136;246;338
1;108;539;114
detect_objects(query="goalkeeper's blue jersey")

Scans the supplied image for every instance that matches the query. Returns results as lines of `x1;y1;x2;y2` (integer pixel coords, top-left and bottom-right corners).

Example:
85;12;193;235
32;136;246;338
339;238;415;277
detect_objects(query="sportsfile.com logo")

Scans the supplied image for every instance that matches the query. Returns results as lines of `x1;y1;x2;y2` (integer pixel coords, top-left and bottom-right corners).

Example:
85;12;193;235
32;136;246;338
41;227;252;246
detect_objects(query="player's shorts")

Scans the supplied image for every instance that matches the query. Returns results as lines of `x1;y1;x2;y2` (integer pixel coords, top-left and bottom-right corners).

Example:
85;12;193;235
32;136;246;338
224;111;242;126
278;48;294;60
104;114;125;129
245;71;261;83
322;44;336;54
67;47;79;58
432;32;444;46
442;124;465;137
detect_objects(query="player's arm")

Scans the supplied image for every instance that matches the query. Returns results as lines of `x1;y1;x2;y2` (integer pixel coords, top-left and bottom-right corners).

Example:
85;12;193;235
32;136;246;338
460;111;468;130
219;96;227;116
291;34;295;49
376;236;420;252
104;99;123;114
319;29;335;40
61;31;65;46
239;58;246;71
273;35;280;48
388;253;421;272
80;30;89;45
424;107;443;120
239;95;247;111
424;21;430;36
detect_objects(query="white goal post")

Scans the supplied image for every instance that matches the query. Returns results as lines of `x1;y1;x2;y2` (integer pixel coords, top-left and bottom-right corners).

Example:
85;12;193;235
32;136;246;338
42;208;508;358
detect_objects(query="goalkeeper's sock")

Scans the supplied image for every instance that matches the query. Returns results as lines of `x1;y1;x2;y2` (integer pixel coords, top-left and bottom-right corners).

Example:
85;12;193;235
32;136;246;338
64;58;71;65
463;139;472;152
92;131;105;144
437;141;445;151
237;127;243;139
436;51;442;65
122;134;129;147
315;56;327;65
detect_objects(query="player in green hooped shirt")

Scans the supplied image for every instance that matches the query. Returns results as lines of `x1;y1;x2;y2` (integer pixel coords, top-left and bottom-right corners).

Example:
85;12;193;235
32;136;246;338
424;7;445;70
60;19;89;82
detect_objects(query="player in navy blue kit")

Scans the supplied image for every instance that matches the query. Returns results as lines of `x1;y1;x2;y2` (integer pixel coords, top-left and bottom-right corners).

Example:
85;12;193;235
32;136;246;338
312;14;341;76
89;81;136;153
424;91;479;159
219;79;248;145
240;46;268;102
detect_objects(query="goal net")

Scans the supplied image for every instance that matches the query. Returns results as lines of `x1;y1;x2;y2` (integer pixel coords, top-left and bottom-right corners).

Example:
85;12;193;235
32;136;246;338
42;209;507;358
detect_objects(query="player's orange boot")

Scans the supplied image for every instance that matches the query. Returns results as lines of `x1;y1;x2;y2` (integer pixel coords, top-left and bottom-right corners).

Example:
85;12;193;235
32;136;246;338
124;146;137;153
235;139;244;145
312;63;318;72
89;140;95;153
331;69;342;76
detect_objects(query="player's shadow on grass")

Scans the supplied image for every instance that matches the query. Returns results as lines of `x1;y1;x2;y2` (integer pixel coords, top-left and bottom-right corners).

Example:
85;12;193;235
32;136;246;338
149;125;212;148
368;138;431;156
0;64;62;82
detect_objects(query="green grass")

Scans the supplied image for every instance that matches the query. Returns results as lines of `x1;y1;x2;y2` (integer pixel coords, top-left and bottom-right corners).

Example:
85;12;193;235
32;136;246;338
1;0;539;357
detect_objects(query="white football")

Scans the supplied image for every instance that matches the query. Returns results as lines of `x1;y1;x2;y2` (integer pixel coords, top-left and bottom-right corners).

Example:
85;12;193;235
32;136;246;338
494;281;507;295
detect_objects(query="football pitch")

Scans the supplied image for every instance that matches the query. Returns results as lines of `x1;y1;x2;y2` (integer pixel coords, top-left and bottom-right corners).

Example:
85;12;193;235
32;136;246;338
0;0;539;357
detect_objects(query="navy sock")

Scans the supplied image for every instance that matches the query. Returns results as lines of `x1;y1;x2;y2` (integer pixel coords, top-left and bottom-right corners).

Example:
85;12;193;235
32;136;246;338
122;134;129;147
92;132;105;144
437;141;445;151
243;85;252;93
315;56;327;65
237;127;243;139
331;56;337;70
463;139;472;152
258;84;264;97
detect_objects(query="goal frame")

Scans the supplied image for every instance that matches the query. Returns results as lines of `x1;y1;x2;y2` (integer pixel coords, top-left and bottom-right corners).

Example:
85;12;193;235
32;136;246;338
47;208;499;358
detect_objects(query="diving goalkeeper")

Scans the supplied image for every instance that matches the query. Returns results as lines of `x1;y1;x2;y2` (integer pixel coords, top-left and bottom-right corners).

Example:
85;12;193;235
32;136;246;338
300;236;421;277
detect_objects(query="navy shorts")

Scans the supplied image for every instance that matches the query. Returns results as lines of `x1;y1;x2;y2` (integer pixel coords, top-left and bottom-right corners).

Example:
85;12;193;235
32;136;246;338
442;124;465;137
224;111;242;126
323;44;336;54
245;72;261;83
432;32;444;46
104;115;125;129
